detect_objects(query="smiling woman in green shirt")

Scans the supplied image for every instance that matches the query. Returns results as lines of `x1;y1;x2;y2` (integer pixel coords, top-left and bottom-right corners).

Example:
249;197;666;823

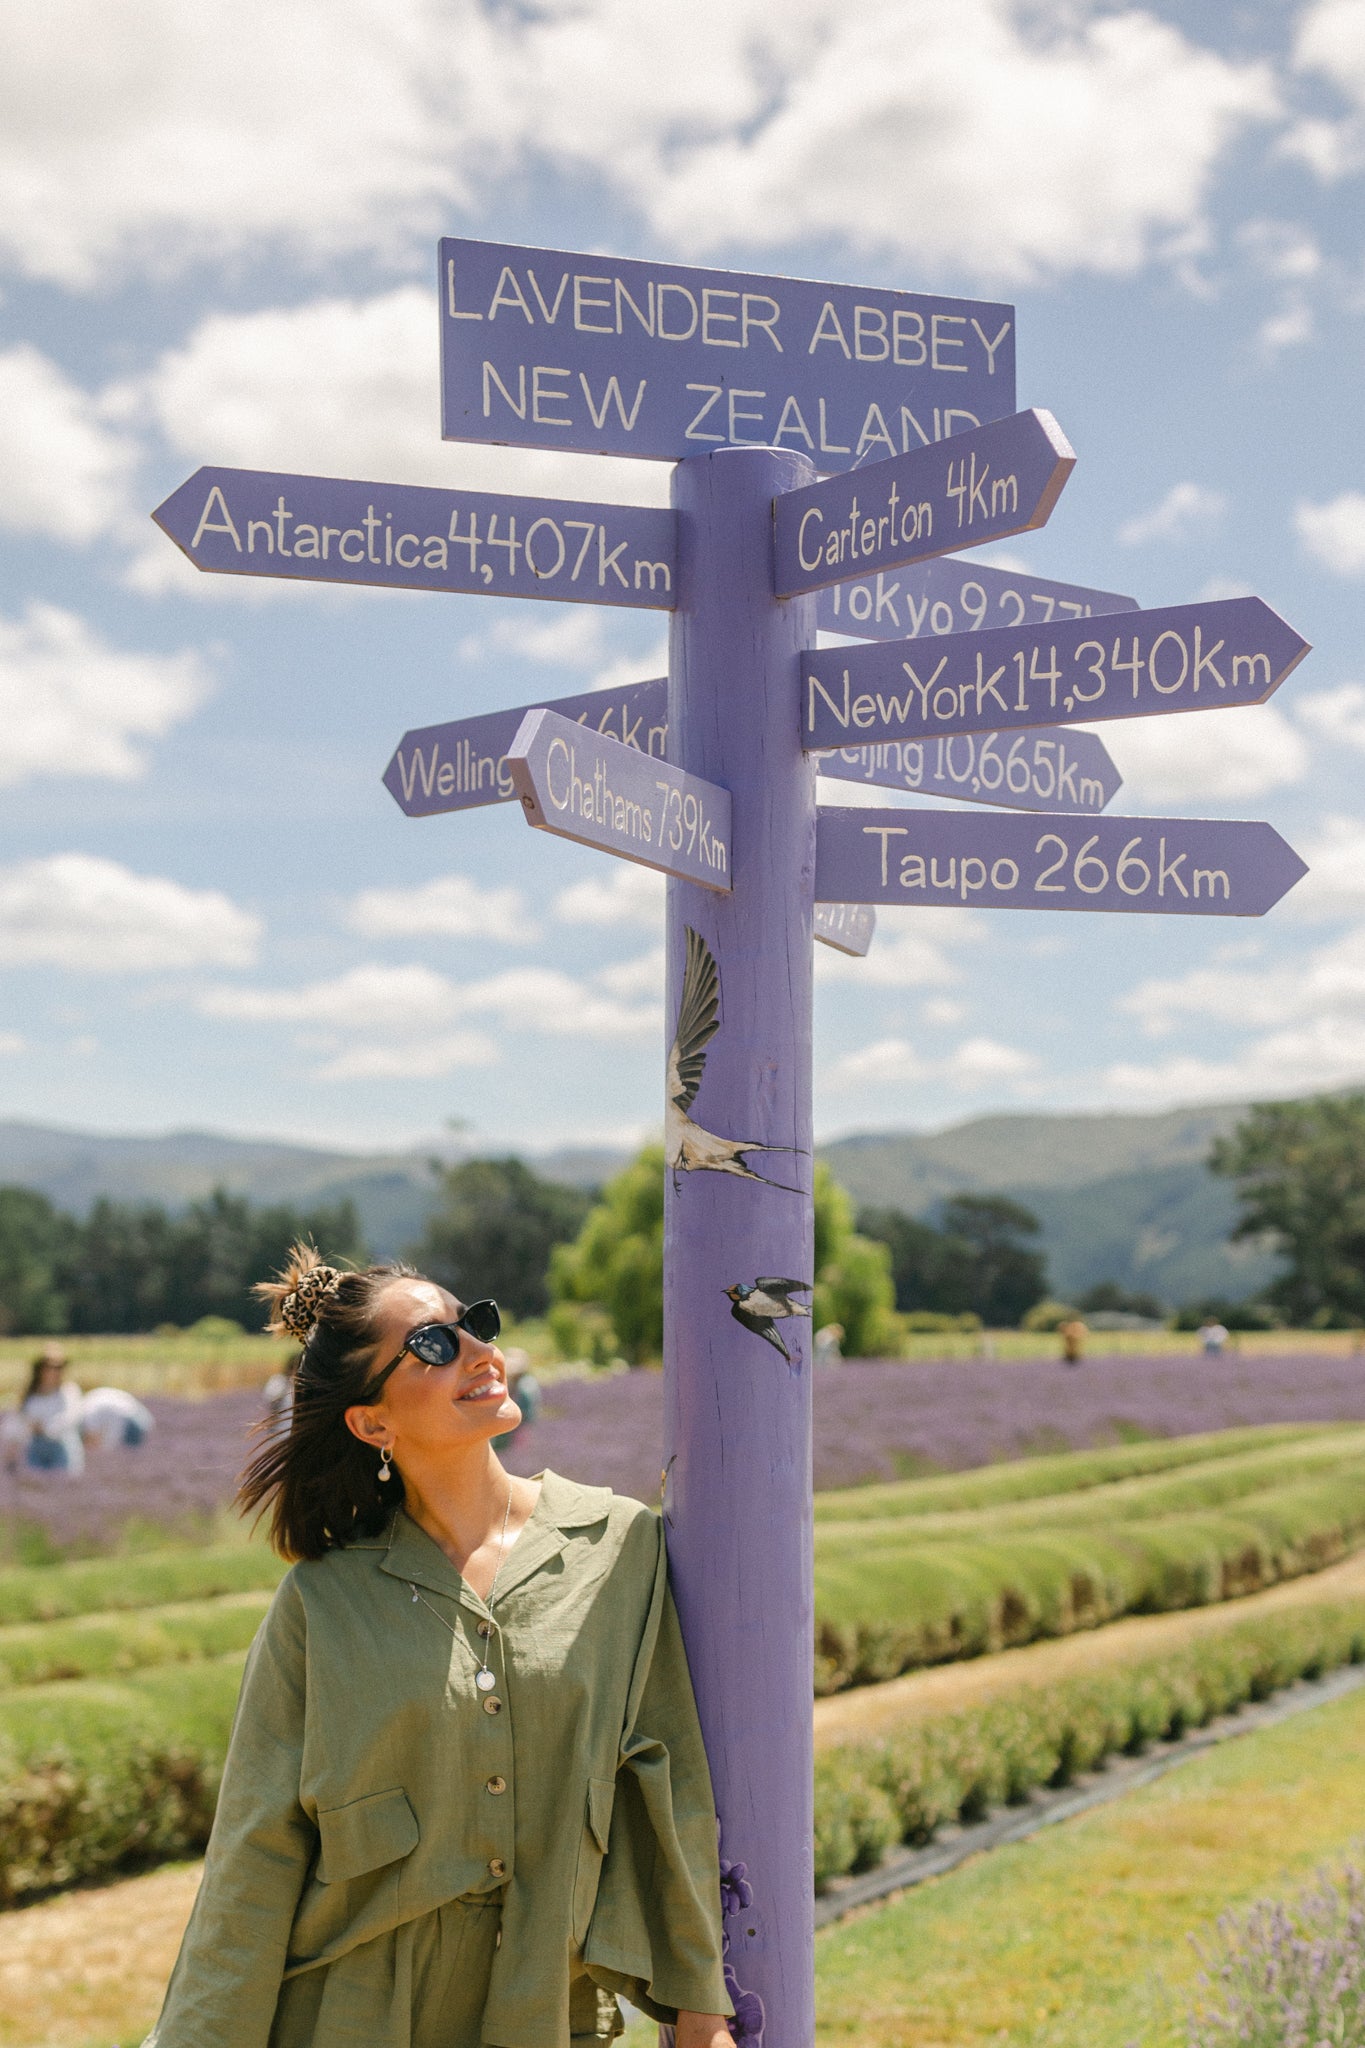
145;1247;733;2048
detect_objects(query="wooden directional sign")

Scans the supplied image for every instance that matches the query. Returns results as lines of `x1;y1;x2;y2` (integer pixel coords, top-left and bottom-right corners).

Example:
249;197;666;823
814;903;876;956
506;708;731;891
773;409;1074;598
804;596;1310;750
816;807;1307;917
152;466;677;610
384;678;668;817
817;558;1137;641
439;237;1015;468
818;723;1121;813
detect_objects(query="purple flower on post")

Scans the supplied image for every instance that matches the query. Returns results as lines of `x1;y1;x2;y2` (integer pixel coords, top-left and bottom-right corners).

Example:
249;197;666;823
724;1964;765;2048
719;1853;753;1922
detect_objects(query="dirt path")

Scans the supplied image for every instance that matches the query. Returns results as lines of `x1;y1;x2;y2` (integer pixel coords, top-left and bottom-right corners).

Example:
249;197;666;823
814;1548;1365;1749
0;1859;200;2047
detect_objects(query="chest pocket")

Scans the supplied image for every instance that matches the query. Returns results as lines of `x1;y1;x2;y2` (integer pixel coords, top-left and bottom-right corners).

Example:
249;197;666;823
317;1787;419;1884
572;1776;615;1946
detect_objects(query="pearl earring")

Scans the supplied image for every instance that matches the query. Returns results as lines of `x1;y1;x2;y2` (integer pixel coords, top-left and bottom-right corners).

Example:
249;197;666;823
378;1445;393;1482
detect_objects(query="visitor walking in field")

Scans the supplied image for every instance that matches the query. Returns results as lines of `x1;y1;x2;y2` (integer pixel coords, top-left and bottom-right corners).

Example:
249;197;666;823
144;1245;731;2048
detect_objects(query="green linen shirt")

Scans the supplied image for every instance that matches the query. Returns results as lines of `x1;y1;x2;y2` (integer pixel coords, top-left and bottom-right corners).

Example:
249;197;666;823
145;1471;732;2048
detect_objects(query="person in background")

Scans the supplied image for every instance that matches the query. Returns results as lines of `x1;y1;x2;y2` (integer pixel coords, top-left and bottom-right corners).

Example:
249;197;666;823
813;1323;845;1367
1059;1316;1088;1367
81;1385;155;1451
11;1344;86;1473
492;1346;541;1452
1199;1317;1230;1356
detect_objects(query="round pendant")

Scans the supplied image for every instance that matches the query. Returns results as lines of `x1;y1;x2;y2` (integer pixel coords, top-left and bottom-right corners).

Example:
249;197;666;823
476;1668;497;1691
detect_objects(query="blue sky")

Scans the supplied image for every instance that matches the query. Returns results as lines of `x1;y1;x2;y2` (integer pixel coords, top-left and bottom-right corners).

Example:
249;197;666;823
3;0;1365;1156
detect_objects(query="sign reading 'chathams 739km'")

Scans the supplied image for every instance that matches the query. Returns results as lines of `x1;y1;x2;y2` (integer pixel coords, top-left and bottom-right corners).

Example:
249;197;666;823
439;237;1015;466
152;466;677;610
803;597;1310;748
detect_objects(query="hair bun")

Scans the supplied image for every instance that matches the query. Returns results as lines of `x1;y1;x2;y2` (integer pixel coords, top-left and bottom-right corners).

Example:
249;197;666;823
279;1265;342;1340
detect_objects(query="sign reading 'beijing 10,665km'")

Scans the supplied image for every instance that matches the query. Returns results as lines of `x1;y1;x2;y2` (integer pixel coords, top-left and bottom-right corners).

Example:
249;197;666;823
816;808;1307;918
804;596;1310;747
439;238;1015;466
152;466;677;610
774;409;1074;596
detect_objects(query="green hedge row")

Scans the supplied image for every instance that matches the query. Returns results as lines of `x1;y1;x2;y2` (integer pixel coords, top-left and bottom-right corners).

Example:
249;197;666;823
0;1591;270;1689
813;1463;1365;1691
0;1542;284;1628
814;1600;1365;1890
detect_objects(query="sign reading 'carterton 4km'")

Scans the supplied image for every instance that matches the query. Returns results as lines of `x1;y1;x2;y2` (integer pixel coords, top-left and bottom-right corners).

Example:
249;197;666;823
439;238;1015;467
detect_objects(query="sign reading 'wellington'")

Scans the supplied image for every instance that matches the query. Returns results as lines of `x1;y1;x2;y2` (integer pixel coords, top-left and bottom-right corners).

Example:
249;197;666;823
153;466;677;610
774;409;1074;597
804;597;1311;748
507;708;732;891
439;237;1015;467
817;558;1137;642
816;807;1308;917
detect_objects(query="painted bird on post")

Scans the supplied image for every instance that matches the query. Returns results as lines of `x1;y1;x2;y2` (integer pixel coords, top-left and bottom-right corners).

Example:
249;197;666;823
724;1278;813;1363
665;927;802;1193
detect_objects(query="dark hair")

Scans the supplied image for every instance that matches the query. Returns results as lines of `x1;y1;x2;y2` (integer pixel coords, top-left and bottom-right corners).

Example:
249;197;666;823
23;1346;67;1403
238;1242;417;1561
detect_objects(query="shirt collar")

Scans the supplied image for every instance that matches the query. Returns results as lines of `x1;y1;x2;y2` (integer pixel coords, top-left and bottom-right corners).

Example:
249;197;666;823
376;1469;612;1610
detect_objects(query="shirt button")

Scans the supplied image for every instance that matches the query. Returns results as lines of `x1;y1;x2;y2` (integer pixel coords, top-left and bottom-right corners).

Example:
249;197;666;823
488;1857;506;1879
486;1775;507;1795
477;1620;494;1638
482;1695;503;1715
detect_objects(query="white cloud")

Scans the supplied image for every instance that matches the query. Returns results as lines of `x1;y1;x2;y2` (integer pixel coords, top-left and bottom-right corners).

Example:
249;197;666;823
0;603;209;786
826;1032;1036;1090
595;946;666;1002
459;612;607;671
1103;704;1308;805
0;348;133;543
317;1033;501;1082
0;855;259;973
556;866;665;926
0;2;1276;293
1296;492;1365;577
815;905;980;988
1286;816;1365;921
0;1035;24;1059
1236;218;1323;282
1118;481;1227;547
1298;682;1365;751
1285;0;1365;179
346;874;532;941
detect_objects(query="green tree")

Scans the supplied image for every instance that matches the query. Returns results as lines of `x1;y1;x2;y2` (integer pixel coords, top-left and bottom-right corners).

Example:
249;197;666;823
1210;1093;1365;1325
810;1165;899;1355
0;1187;74;1335
411;1156;595;1320
857;1192;1047;1326
550;1146;665;1363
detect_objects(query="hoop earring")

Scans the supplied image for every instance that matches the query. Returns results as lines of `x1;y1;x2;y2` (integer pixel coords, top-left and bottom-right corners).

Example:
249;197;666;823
378;1445;394;1483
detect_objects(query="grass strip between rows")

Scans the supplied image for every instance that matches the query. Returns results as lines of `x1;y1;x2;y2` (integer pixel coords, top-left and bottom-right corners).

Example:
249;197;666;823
0;1543;285;1628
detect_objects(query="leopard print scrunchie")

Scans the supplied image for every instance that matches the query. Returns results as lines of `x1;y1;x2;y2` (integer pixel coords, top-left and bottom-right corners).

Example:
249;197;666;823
279;1264;342;1341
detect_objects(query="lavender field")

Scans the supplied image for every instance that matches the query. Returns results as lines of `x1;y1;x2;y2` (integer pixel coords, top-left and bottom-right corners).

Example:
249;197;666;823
4;1352;1364;1550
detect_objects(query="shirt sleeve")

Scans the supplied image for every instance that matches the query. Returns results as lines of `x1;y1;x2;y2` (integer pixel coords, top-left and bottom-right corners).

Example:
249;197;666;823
144;1573;315;2047
584;1518;733;2024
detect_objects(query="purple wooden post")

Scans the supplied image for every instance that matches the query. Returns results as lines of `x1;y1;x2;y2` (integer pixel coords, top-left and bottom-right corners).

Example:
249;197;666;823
664;446;818;2047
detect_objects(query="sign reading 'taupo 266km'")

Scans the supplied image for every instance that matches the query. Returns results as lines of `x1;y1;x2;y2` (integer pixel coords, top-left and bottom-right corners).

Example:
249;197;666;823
439;237;1015;467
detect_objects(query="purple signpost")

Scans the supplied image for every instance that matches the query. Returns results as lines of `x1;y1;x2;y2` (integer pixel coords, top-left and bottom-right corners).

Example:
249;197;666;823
155;228;1315;2048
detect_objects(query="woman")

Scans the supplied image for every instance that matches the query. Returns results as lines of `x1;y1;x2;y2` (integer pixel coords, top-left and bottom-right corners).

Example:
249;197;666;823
11;1344;85;1474
146;1247;732;2048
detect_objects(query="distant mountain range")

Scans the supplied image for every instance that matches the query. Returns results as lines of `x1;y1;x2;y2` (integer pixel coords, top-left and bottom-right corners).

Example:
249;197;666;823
0;1100;1280;1309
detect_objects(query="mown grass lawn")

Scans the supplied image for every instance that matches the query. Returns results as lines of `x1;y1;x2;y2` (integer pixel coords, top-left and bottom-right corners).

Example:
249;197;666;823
816;1680;1365;2048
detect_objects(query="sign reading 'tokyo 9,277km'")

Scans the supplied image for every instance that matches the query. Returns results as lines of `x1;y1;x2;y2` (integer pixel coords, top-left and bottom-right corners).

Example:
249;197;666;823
439;238;1015;466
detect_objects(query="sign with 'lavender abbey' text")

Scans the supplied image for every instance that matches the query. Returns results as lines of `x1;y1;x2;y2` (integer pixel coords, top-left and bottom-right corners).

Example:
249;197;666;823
804;597;1311;748
816;808;1307;917
818;723;1121;813
774;410;1074;597
817;558;1137;642
153;467;677;609
507;709;732;891
384;678;669;817
440;238;1015;467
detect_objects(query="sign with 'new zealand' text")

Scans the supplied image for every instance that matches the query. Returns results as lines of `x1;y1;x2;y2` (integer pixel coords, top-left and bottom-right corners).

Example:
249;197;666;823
817;558;1137;642
439;237;1015;467
817;723;1121;813
774;410;1073;597
507;709;732;891
153;467;677;609
803;597;1310;748
816;808;1307;917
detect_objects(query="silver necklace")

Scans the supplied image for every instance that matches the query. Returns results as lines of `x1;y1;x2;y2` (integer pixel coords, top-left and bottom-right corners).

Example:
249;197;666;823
407;1483;514;1691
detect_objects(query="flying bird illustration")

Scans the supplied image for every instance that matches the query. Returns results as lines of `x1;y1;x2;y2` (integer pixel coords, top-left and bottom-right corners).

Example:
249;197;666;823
666;927;802;1192
725;1278;813;1363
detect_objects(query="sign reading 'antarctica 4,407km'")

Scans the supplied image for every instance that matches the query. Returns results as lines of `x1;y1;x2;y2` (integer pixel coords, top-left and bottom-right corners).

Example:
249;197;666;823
804;596;1311;748
439;238;1015;466
774;408;1075;596
152;466;678;609
816;808;1308;917
817;558;1137;642
506;708;732;891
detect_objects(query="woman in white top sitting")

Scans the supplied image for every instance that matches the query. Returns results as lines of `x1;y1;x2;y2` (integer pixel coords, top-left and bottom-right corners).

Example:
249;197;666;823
14;1345;85;1474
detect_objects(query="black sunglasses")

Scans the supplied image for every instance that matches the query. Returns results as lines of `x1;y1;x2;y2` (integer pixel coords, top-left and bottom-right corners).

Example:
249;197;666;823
367;1300;501;1395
